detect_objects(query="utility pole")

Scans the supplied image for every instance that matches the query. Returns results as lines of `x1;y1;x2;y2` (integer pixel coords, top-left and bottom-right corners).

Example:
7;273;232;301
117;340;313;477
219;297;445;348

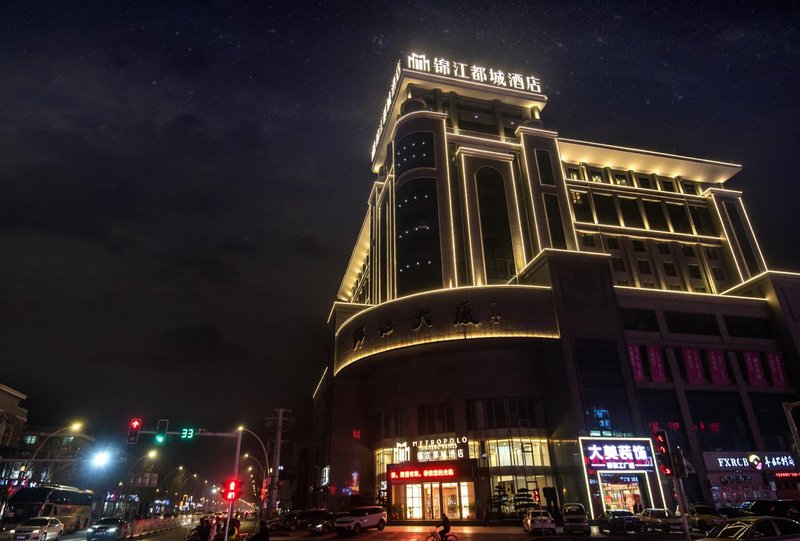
783;401;800;455
267;408;291;514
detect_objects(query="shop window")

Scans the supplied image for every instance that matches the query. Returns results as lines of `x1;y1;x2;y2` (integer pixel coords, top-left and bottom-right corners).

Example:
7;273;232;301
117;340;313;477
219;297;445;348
535;149;556;185
543;194;567;249
611;257;626;272
667;203;692;233
593;194;619;225
395;132;435;176
637;260;652;274
632;240;646;252
724;315;773;339
607;236;620;250
570;190;593;222
476;167;515;283
688;264;702;279
619;197;644;228
418;403;454;435
620;308;659;331
637;176;652;189
486;437;550;467
663;262;677;277
643;200;668;230
664;311;720;335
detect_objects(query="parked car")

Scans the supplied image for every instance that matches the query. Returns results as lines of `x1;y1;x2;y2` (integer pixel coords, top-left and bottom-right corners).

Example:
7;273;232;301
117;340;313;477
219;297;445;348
265;515;288;531
283;510;329;531
334;506;387;535
86;518;128;541
687;504;726;533
699;516;800;540
10;517;64;541
747;500;800;520
522;510;556;535
637;508;684;533
717;507;756;519
561;503;590;535
595;510;642;534
308;512;348;534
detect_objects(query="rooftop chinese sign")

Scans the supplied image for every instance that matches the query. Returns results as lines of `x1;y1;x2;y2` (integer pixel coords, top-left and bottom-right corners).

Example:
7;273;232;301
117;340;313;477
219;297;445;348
579;437;656;472
370;52;544;161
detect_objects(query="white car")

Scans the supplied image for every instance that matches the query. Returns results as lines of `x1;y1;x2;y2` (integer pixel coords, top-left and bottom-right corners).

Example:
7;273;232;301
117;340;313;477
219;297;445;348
334;506;387;535
10;518;63;541
523;510;556;535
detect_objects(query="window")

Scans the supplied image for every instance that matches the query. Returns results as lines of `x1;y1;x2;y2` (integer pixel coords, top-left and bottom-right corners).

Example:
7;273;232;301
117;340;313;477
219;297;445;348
589;169;604;183
664;311;720;335
382;409;406;438
535;149;556;185
616;280;630;286
543;194;567;249
724;316;772;338
712;267;725;281
396;178;442;296
706;246;719;259
395;132;435;175
637;176;652;189
682;244;695;258
667;203;692;233
683;183;697;195
484;398;540;429
620;308;659;331
688;264;702;279
663;262;677;277
661;178;676;192
643;200;668;230
566;166;581;180
613;173;628;186
669;284;684;291
723;201;761;275
418;404;454;435
642;282;657;289
607;237;620;250
657;242;670;255
619;197;644;228
632;240;646;252
690;205;716;235
593;194;618;225
574;338;634;433
570;190;593;222
637;260;652;274
23;435;37;445
580;233;596;247
476;167;515;283
611;257;626;272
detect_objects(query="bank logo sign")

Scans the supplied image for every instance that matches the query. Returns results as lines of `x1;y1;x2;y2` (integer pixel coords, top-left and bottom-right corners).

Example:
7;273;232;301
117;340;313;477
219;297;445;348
705;451;797;472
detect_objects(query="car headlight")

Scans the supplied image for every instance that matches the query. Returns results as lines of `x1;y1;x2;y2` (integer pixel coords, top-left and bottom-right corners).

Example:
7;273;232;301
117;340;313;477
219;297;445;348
31;530;40;534
106;528;117;533
87;527;95;532
8;530;15;534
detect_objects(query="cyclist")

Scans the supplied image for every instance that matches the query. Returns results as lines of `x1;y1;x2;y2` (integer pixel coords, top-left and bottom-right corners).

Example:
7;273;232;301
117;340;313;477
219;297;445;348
436;512;450;541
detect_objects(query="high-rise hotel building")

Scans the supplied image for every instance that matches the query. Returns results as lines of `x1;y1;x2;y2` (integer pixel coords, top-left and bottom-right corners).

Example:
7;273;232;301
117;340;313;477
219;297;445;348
311;53;800;520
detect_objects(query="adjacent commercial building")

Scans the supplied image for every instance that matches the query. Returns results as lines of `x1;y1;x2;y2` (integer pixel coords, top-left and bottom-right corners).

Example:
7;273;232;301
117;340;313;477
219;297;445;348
311;52;800;520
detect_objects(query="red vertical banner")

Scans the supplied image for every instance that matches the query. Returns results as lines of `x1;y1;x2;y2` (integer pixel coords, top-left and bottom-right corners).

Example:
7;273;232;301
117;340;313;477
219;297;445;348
766;351;788;387
628;344;646;382
707;349;730;385
744;351;768;387
682;347;706;384
647;345;667;383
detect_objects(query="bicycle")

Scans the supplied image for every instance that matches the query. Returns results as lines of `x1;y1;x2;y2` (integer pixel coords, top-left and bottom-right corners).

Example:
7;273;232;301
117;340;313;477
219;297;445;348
426;528;458;541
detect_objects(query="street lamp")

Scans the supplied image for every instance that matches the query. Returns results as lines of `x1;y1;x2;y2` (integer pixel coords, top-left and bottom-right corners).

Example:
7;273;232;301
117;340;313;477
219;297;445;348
122;450;158;521
237;426;270;518
91;451;112;468
27;422;84;480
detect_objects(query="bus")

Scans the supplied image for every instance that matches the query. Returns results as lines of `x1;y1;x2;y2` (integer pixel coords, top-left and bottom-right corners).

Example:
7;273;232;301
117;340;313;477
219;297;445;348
2;484;94;534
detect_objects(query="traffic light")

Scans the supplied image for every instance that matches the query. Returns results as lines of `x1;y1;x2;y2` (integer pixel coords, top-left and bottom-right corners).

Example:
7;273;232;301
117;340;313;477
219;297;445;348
155;419;169;445
222;479;242;502
127;418;142;444
652;429;674;477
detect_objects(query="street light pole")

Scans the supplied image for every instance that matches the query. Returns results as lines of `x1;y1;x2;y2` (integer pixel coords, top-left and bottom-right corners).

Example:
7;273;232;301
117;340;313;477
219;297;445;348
237;427;270;519
27;422;83;481
122;450;157;521
223;431;242;541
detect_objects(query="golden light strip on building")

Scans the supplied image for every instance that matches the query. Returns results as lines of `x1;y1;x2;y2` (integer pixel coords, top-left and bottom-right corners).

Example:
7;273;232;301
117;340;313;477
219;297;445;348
442;118;459;288
566;178;709;201
572;221;723;242
709;193;745;282
519;140;544;252
613;284;766;303
554;139;581;250
719;270;800;295
312;366;328;399
460;152;480;284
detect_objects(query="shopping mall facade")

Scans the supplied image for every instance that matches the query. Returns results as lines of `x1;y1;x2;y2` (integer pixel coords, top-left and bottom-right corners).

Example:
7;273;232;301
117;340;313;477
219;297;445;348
310;52;800;520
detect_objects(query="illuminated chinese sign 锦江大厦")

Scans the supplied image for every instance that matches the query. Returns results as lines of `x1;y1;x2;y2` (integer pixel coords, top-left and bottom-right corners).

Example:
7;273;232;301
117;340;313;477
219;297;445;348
370;53;544;161
579;437;656;472
704;451;797;472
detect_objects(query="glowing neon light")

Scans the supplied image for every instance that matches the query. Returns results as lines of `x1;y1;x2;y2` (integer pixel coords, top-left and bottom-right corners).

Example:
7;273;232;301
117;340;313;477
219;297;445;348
389;467;455;480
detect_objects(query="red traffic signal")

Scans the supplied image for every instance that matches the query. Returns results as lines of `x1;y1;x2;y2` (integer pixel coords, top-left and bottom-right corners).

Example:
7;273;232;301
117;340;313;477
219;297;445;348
222;479;242;502
652;429;674;478
127;418;142;444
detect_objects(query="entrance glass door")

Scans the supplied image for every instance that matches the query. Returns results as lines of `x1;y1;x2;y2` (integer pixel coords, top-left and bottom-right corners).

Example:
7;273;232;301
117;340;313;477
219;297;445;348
424;482;441;519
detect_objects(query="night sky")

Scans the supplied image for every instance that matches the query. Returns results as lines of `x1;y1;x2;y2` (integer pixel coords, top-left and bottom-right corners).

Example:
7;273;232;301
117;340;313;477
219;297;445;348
2;1;799;440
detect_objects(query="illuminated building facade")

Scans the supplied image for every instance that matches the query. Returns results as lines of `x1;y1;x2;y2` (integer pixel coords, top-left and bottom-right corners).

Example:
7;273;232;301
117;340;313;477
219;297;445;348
312;53;800;519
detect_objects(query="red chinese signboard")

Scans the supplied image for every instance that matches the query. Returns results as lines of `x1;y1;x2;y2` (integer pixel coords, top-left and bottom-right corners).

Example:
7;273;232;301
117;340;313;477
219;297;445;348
682;347;705;384
744;351;768;387
387;461;474;484
647;346;667;383
628;344;645;382
707;349;729;385
766;352;788;387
